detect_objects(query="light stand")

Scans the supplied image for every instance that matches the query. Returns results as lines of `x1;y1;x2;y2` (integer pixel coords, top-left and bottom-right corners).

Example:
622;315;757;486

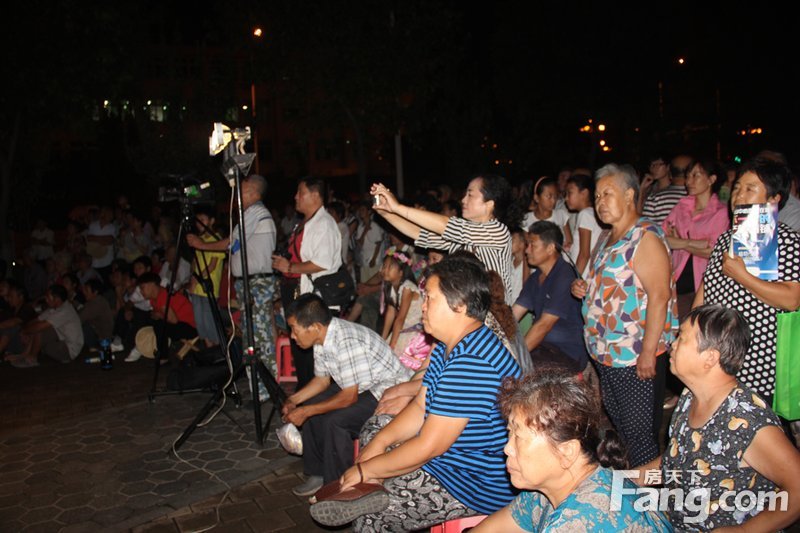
172;124;286;451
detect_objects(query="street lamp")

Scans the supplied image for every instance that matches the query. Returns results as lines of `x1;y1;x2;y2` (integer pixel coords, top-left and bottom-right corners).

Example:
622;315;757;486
249;27;264;174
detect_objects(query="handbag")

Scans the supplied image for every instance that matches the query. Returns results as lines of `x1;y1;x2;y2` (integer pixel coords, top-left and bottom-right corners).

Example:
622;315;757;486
308;266;355;308
773;310;800;420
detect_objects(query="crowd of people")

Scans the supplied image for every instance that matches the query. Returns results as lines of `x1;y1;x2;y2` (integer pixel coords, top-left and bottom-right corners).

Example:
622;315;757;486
2;148;800;532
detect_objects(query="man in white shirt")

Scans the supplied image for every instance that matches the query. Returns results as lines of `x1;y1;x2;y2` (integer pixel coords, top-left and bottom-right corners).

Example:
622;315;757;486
9;284;84;367
272;177;342;388
85;206;118;281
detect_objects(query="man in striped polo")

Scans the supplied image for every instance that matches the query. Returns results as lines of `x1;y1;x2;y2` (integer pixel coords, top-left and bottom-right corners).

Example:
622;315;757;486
641;154;691;223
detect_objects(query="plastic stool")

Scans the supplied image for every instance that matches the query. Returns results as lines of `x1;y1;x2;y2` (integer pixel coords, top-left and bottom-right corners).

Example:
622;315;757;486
275;335;297;383
429;514;487;532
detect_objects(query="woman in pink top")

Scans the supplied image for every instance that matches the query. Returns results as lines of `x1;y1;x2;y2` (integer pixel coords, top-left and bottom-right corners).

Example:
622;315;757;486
662;157;730;318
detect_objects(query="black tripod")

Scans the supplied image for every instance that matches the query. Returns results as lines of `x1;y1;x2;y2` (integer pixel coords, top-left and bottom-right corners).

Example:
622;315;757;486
172;139;286;451
147;193;209;401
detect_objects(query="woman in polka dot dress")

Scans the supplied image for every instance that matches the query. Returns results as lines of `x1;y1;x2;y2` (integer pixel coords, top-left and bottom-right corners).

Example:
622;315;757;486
694;158;800;404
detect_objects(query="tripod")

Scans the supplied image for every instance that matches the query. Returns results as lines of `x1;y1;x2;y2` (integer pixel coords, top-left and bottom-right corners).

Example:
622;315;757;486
147;189;227;401
172;140;286;451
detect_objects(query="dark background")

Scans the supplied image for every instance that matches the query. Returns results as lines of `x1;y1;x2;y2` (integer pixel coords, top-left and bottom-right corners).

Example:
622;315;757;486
1;1;797;232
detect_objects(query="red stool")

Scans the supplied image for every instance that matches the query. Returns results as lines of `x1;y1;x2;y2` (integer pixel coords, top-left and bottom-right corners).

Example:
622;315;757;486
275;334;297;383
429;515;487;533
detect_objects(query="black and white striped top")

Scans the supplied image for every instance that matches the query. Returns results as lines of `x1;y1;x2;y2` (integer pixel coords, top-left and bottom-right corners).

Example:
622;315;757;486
415;217;513;302
641;184;687;224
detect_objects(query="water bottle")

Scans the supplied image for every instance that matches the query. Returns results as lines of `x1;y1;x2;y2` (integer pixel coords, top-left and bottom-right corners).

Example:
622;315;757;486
99;338;113;370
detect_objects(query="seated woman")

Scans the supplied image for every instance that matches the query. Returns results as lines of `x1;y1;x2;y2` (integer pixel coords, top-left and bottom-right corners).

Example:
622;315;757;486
310;254;522;531
634;304;800;531
473;368;671;532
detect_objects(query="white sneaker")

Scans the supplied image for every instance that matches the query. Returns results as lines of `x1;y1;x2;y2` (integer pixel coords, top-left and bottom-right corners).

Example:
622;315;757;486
110;336;124;353
124;348;142;362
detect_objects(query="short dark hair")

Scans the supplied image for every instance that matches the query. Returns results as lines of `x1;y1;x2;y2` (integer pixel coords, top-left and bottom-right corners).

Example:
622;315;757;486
84;278;104;294
328;201;346;220
477;174;518;228
285;293;332;327
528;220;563;249
566;173;596;201
684;304;750;375
62;272;80;288
137;272;161;286
427;253;490;321
48;284;68;303
738;157;792;209
133;255;153;270
299;176;327;204
6;279;26;298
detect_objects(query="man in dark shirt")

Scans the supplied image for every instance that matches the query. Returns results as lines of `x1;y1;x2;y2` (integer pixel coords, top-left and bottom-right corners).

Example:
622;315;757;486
512;221;588;372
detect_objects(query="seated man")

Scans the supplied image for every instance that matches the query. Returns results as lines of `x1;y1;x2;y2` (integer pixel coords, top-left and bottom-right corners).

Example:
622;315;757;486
512;221;588;373
0;280;37;358
130;272;196;361
79;279;114;349
10;284;84;367
282;293;413;497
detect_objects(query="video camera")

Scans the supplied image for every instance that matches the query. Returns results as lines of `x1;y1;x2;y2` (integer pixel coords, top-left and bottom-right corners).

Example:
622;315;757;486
157;175;214;205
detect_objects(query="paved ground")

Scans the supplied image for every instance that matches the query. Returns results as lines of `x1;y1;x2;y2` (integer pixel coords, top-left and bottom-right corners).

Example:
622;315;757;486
0;352;341;532
3;353;798;533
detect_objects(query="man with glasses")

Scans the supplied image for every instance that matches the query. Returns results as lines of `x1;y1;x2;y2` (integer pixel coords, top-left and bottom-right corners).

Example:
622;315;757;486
641;154;691;223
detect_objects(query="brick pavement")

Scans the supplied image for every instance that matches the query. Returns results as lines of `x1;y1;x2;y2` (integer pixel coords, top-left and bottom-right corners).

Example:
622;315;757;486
3;354;798;532
0;353;339;532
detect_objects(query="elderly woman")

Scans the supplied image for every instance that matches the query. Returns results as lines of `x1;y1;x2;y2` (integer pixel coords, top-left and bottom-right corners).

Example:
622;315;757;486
634;304;800;531
572;163;678;467
694;157;800;404
370;175;518;302
662;157;730;319
474;368;671;532
309;254;522;531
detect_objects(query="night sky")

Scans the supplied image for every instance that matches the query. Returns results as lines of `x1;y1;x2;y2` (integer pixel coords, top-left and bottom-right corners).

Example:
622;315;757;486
2;1;798;224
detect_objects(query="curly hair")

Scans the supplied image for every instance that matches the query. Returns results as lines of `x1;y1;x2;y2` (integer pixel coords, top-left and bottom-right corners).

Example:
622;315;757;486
498;367;628;469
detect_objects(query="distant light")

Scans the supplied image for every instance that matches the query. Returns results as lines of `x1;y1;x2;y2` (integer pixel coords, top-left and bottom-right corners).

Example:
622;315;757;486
599;140;606;146
377;156;383;161
181;106;186;111
480;143;486;148
634;127;640;132
678;57;685;65
508;160;513;165
146;100;152;106
602;146;611;152
598;124;606;132
494;160;500;165
242;105;249;110
162;105;167;110
253;27;263;38
734;156;742;163
492;143;498;149
757;128;763;134
346;140;351;144
103;100;109;107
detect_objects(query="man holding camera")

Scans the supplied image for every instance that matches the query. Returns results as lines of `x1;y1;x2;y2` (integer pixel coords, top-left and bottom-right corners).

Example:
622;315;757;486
187;174;277;402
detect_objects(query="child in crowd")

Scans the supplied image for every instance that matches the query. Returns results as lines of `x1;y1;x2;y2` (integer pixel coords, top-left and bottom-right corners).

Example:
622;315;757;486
564;173;604;278
380;249;431;369
521;177;571;245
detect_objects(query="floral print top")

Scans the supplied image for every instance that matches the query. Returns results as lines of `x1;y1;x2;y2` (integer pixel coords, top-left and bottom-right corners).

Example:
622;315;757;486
582;219;678;367
662;385;782;531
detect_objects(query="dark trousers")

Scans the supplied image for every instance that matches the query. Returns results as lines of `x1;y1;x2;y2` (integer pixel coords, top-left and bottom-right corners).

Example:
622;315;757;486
279;279;315;390
114;308;152;350
301;383;378;484
594;353;667;467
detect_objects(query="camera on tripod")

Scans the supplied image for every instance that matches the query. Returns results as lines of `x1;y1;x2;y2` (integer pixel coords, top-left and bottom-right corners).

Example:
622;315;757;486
158;175;215;205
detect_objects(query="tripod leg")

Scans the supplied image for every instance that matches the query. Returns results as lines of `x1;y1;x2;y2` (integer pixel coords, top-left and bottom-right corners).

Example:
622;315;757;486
172;363;246;452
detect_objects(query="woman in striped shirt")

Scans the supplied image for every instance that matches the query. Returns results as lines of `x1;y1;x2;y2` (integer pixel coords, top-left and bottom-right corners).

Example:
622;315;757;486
369;175;518;302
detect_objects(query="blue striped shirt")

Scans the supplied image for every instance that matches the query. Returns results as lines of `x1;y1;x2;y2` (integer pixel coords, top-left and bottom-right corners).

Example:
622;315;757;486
421;325;521;514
